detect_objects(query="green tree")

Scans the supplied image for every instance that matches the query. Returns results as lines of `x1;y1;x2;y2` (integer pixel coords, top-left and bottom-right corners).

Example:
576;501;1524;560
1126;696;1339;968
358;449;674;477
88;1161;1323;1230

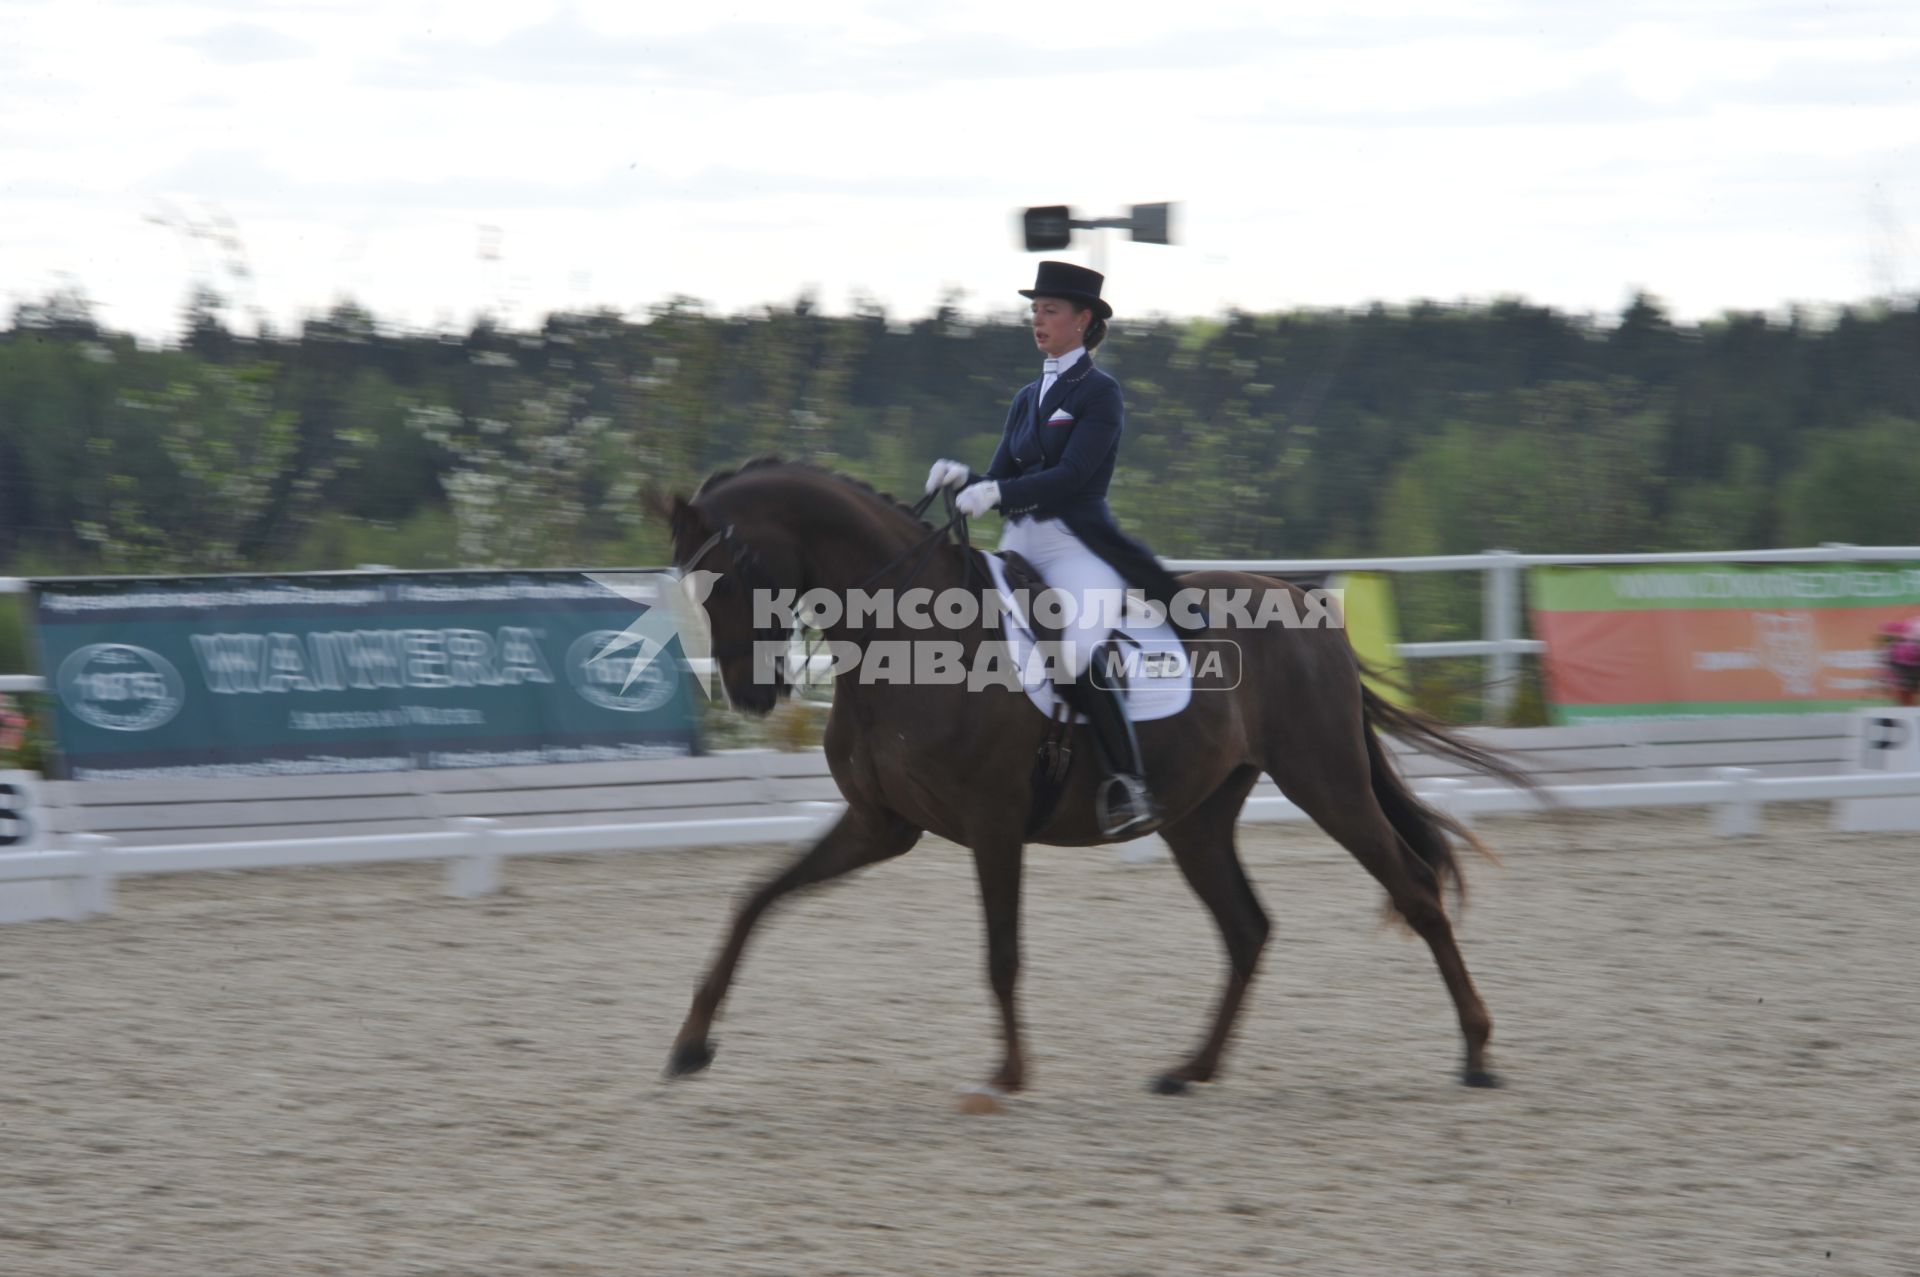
1779;415;1920;545
1666;443;1774;549
1381;380;1669;556
74;360;328;573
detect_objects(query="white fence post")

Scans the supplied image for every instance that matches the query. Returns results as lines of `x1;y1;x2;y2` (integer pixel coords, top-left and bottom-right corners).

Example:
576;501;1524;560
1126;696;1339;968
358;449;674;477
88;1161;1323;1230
447;817;503;898
1714;766;1761;836
1482;551;1521;724
72;833;116;918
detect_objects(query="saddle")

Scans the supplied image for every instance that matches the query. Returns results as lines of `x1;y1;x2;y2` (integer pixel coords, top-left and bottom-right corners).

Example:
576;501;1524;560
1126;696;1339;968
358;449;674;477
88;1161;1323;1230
989;550;1060;647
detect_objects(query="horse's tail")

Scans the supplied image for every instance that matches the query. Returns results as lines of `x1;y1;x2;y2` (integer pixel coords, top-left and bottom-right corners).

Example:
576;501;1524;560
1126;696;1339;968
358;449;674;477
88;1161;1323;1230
1360;683;1538;907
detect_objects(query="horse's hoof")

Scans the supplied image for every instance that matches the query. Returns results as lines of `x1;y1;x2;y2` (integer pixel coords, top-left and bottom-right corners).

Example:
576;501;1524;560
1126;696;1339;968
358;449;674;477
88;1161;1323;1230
956;1085;1007;1116
664;1039;716;1078
1150;1075;1191;1096
1462;1067;1502;1089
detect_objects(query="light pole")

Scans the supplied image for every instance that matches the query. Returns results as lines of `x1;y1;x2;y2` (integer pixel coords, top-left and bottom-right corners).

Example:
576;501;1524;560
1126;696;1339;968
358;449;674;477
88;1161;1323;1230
1019;202;1177;274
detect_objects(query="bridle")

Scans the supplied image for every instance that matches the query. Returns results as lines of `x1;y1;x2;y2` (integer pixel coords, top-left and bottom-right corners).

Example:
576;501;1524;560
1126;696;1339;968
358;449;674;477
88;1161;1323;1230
675;487;985;677
677;523;792;664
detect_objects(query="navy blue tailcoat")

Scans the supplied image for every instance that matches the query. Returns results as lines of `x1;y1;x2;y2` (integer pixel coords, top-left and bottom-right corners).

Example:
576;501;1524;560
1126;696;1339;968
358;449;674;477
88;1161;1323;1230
968;356;1195;631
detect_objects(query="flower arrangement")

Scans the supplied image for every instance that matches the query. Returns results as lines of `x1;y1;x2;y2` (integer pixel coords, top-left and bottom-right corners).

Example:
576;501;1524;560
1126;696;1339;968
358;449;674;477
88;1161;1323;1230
1879;618;1920;707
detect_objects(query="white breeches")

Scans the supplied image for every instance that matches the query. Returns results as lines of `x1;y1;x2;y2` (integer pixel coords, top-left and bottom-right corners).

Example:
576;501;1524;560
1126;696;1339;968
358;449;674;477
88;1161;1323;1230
998;516;1130;677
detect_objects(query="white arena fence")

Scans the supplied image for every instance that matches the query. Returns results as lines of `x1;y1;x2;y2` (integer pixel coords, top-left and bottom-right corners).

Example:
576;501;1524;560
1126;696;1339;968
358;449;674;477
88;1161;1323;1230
3;712;1918;924
6;548;1920;923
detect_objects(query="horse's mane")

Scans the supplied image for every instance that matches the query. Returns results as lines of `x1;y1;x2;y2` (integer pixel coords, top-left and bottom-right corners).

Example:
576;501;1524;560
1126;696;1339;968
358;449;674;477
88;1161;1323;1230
693;456;934;531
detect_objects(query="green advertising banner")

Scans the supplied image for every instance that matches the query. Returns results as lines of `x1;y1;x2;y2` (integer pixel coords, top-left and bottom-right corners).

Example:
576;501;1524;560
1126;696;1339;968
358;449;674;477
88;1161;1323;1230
29;572;702;779
1532;562;1920;722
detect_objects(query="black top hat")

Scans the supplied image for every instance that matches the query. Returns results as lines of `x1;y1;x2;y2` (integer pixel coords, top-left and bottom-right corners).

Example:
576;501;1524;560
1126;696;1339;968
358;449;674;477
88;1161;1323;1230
1019;260;1112;321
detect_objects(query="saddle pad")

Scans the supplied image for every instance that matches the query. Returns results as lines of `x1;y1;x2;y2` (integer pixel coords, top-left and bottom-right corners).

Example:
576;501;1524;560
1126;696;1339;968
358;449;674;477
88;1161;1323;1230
983;553;1192;723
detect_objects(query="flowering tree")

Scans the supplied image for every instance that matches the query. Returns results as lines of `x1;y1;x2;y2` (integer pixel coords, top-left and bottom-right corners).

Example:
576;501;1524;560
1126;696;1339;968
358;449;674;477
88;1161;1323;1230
410;376;647;568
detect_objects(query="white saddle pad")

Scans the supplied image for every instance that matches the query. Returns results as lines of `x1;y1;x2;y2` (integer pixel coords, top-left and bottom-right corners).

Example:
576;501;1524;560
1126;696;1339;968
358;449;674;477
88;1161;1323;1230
983;553;1192;723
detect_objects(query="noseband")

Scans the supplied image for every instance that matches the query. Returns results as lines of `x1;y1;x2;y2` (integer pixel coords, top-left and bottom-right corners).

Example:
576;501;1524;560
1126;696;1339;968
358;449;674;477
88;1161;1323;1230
677;523;793;664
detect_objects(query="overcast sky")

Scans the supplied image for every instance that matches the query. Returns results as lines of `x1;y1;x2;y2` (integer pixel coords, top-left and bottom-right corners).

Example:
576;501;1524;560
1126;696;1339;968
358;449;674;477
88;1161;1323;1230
5;0;1918;340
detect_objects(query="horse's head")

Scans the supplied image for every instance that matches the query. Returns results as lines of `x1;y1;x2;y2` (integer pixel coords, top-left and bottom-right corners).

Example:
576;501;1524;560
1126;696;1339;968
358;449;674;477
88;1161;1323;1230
647;480;804;716
649;459;946;713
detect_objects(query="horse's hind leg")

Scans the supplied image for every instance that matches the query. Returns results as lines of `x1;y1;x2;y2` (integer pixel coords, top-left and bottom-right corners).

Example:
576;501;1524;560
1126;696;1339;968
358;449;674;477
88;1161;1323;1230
1277;770;1497;1088
1151;765;1270;1095
666;804;920;1078
968;835;1028;1097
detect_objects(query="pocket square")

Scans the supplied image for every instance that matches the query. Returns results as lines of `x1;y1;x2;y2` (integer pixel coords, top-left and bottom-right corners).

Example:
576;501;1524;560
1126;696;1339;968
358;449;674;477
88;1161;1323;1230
1045;410;1074;426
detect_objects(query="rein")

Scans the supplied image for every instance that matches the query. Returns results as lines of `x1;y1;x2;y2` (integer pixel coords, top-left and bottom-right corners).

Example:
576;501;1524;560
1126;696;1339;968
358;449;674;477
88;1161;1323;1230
861;486;982;595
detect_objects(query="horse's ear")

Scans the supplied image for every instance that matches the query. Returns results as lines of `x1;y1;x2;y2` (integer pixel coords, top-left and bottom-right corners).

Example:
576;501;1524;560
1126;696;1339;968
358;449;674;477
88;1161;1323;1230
639;483;674;524
642;486;699;539
669;495;706;543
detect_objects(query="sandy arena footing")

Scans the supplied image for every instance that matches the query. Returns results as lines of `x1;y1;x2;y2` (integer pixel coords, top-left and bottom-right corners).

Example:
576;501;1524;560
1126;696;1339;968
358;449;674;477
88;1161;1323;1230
2;805;1915;1275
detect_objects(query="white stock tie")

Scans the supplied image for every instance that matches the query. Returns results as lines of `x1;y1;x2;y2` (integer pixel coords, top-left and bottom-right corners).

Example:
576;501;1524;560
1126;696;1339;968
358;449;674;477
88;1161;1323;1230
1040;357;1061;401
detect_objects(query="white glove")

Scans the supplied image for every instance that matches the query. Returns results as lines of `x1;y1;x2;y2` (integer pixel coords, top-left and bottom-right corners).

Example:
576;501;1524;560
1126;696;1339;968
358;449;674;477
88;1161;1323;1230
924;458;971;494
956;480;1001;518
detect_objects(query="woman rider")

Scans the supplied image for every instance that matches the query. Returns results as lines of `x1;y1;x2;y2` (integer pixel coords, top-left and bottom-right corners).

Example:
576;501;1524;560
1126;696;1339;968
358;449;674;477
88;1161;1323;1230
925;261;1195;838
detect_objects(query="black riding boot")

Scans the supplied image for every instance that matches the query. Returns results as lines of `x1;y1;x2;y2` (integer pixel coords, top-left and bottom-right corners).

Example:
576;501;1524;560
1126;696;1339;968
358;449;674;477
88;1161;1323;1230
1076;647;1165;838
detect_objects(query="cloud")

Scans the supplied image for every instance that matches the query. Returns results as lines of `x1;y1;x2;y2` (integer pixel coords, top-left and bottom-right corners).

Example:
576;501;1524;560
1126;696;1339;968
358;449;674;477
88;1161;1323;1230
178;21;313;65
141;150;290;204
137;148;1010;212
1723;52;1920;109
357;9;1409;96
361;13;820;93
1272;73;1697;130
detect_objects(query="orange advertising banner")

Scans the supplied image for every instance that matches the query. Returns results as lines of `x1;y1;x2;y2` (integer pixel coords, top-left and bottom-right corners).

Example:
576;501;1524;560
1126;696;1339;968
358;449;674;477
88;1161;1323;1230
1531;564;1920;722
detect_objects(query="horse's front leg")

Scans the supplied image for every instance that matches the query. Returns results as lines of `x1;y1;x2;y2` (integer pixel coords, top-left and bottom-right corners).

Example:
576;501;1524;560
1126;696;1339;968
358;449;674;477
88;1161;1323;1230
666;805;920;1078
960;835;1027;1111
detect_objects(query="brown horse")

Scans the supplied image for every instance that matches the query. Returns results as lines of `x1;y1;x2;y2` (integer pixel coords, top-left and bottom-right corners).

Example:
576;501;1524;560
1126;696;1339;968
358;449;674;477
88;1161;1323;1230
654;459;1530;1099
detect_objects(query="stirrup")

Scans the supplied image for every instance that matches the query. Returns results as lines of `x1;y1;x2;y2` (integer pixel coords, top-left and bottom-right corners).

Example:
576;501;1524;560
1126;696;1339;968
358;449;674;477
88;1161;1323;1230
1097;773;1164;838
